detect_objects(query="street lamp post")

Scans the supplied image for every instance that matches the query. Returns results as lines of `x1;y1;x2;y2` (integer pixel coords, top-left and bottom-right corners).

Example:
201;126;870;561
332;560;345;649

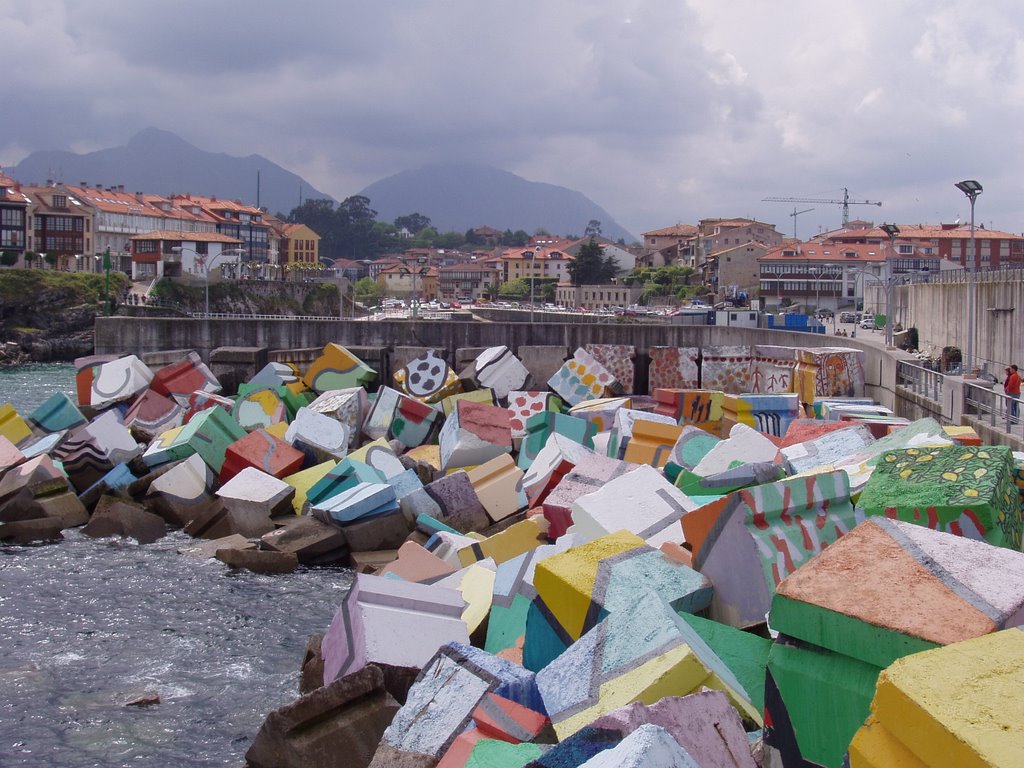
809;265;820;312
530;246;541;323
399;257;429;320
172;245;246;316
955;180;983;376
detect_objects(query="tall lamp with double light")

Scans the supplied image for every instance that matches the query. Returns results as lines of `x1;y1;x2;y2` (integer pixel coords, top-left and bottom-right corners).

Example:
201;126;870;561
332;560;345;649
955;180;982;376
172;245;247;315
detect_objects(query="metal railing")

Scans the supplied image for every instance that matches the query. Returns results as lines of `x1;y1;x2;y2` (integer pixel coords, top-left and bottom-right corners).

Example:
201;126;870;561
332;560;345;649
896;360;944;402
964;380;1024;439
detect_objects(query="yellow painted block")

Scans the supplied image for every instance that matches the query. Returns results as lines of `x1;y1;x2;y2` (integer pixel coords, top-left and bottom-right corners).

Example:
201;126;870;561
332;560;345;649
447;562;496;634
553;643;761;739
849;716;928;768
533;530;646;641
0;403;32;446
282;459;337;515
457;518;546;568
622;420;684;468
264;421;289;440
404;444;442;472
466;454;525;523
348;437;390;464
285;379;309;397
441;389;496;416
872;630;1024;768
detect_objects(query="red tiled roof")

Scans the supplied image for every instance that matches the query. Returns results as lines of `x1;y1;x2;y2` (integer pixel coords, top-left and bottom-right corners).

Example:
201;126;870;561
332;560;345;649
643;224;699;238
129;230;244;244
760;241;886;263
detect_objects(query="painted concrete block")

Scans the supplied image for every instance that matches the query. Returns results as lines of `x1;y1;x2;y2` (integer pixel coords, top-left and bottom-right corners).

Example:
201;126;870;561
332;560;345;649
576;723;700;768
285;406;349;463
146;453;216;527
303;342;377;393
533;530;712;646
426;530;485;568
604;408;678;461
456;518;546;568
749;346;799;396
75;354;153;409
0;454;68;514
260;514;349;566
547;348;619;406
583;344;636;396
310;481;400;527
183;390;235;424
0;435;24;475
234;386;289;431
460;346;531;401
169;406;248;475
507;391;563;442
651;389;724;434
217;467;296;536
647;347;700;392
851;630;1024;768
149;351;221;406
53;411;142;493
721;393;799;438
0;403;32;446
773;517;1024;670
621;419;684;468
246;361;301;390
349;438;406;480
380;540;459;583
542;457;636;540
387;395;442;450
522;726;624;767
521;433;596;509
373;643;536;765
433;560;498;637
465;454;526;524
341;507;410;553
691;423;780;477
18;431;65;460
394;349;463;404
469;690;548;744
535;589;760;740
943;424;982;446
322;573;467;685
423;470;490;534
439;400;512;472
518;411;596;470
485;540;575;662
663;426;721;482
567;397;632;436
282;459;338;516
123;389;183;441
700;346;753;394
858;445;1021;549
440;389;497;418
568;465;697;547
806;347;866;398
691;469;857;628
220;429;305;484
305;458;386;512
362;386;404;441
27;392;87;434
780;424;875;475
307;387;367;448
779;417;855;448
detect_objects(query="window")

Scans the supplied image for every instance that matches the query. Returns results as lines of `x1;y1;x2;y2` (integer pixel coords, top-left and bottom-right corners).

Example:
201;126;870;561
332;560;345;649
51;194;66;208
1;208;24;226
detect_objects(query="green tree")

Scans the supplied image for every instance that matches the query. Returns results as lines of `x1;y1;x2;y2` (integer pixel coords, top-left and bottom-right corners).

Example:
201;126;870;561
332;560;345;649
394;213;431;234
568;237;617;285
0;251;18;267
44;252;58;268
584;219;602;237
498;279;530;299
353;277;383;304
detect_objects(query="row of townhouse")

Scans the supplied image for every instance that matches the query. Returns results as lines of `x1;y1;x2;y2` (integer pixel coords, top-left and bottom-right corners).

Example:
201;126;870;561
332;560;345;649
0;171;320;280
757;221;1024;313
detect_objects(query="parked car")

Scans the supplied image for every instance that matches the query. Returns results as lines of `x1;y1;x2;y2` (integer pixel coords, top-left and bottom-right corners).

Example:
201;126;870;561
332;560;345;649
815;309;834;320
860;316;879;329
839;311;857;323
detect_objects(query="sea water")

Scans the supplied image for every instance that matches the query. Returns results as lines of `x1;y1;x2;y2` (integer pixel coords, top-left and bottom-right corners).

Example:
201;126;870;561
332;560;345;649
0;365;350;767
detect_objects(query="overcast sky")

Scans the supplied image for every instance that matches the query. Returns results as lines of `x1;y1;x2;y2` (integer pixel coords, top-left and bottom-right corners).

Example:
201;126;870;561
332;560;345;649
2;1;1020;239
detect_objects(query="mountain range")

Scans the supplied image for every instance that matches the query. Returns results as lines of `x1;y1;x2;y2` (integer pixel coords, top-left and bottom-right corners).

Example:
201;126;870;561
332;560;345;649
6;129;636;241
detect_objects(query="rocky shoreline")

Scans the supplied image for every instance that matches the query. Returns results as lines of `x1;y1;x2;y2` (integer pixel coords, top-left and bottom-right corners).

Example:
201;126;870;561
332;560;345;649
2;342;1022;767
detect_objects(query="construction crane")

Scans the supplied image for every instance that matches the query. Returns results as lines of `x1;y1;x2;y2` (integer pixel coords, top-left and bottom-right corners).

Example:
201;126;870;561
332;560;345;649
789;207;814;240
763;187;882;228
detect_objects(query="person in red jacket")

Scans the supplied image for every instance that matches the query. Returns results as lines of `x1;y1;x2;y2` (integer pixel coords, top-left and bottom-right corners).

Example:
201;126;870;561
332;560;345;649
1004;365;1021;423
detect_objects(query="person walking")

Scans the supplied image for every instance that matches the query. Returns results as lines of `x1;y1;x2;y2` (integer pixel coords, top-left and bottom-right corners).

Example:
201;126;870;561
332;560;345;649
1004;364;1021;424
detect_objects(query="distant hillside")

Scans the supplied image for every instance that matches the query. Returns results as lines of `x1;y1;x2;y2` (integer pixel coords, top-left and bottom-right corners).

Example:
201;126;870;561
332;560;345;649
360;163;636;243
7;128;334;217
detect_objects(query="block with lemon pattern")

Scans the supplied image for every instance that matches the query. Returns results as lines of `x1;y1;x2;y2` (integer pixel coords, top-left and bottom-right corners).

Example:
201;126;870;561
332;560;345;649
858;445;1021;550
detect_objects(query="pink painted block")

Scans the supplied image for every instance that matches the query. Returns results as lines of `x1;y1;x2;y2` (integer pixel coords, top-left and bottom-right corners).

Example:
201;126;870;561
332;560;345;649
584;344;636;395
647;347;699;392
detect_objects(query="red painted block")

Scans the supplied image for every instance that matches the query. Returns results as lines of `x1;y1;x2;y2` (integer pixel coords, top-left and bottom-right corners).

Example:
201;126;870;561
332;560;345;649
472;692;548;743
219;429;305;484
150;353;220;404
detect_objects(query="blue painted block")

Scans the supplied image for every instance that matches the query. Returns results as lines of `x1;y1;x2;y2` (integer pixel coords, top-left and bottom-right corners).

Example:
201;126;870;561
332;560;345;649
29;392;87;433
310;481;399;525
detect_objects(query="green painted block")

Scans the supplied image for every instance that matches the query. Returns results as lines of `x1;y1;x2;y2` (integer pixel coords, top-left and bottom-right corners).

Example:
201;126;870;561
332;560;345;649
467;739;544;767
282;388;315;420
306;458;386;509
770;593;940;671
767;639;880;768
517;412;596;470
484;593;532;657
171;406;245;474
859;445;1020;549
677;612;771;713
28;392;86;433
